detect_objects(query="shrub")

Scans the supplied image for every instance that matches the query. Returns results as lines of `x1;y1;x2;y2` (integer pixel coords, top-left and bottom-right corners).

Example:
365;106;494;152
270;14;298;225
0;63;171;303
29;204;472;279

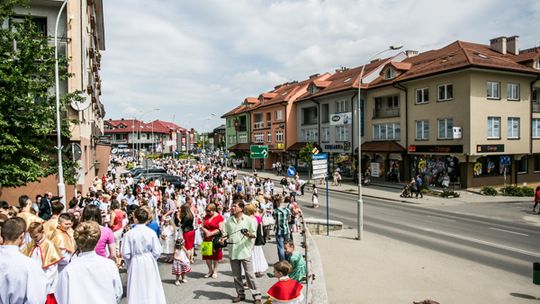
481;186;498;196
500;185;534;197
440;190;460;198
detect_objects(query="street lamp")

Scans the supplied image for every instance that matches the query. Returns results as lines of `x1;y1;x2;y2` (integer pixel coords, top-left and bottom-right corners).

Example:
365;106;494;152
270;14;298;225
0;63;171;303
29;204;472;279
357;44;403;240
136;108;159;161
54;0;68;207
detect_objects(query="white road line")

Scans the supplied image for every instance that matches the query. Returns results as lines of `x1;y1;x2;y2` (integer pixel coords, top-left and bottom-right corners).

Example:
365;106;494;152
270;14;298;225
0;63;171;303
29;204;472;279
489;227;529;237
417;227;540;258
427;215;457;222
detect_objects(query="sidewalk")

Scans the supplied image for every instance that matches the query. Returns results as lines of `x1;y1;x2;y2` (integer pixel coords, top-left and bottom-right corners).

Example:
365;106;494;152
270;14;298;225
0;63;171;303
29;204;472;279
240;169;540;226
314;228;540;304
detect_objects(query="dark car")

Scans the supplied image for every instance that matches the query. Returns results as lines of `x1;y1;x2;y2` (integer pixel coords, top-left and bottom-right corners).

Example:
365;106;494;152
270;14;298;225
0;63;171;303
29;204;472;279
122;167;167;178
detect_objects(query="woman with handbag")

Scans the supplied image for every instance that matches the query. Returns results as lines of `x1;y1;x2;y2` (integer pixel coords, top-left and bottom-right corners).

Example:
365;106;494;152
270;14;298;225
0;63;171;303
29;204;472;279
201;202;224;278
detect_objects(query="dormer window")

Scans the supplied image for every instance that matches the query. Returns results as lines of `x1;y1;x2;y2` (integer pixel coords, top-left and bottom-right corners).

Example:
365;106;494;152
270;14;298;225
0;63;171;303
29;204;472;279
384;68;396;80
535;59;540;70
308;84;318;94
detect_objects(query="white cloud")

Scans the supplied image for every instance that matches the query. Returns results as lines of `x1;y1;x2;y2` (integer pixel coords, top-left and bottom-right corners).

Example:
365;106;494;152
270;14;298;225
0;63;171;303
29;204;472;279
100;0;540;131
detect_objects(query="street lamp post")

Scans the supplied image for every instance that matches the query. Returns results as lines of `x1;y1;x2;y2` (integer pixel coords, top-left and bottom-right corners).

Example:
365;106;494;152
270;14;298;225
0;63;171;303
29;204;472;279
135;108;159;161
357;44;403;240
54;0;68;207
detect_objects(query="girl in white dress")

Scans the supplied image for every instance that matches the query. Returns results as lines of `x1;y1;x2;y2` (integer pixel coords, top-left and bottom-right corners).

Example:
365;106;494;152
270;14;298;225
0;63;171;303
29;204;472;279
160;217;175;263
312;184;319;208
172;239;191;285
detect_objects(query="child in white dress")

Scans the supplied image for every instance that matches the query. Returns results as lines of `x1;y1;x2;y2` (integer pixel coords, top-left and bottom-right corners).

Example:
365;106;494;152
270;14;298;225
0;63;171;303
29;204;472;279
160;217;175;263
172;238;191;285
312;185;319;208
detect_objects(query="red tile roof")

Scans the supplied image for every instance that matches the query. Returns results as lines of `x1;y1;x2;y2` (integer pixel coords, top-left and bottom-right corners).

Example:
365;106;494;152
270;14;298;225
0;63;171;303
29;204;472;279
104;119;184;134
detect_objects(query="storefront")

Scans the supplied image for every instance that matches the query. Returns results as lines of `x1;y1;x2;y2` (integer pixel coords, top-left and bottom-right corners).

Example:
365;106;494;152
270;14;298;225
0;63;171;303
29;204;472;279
321;142;353;177
359;141;406;182
408;144;462;187
467;144;513;188
228;143;251;169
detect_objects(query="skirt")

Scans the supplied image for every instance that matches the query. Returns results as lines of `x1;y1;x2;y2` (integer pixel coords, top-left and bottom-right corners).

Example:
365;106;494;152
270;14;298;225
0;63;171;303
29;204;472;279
183;230;195;250
172;259;192;275
252;245;268;273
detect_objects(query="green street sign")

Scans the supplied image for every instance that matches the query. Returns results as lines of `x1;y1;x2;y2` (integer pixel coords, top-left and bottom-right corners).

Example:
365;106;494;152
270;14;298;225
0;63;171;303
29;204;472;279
250;145;269;159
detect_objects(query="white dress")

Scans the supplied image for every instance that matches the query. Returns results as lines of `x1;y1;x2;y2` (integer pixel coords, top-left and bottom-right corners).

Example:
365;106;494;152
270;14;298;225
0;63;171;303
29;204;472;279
55;251;122;304
252;217;268;274
161;225;175;254
0;245;47;304
121;225;166;304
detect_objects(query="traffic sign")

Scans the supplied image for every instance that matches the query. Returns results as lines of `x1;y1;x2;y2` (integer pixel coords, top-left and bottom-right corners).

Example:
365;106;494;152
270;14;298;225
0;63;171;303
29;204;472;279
287;166;297;177
250;145;269;159
500;156;511;165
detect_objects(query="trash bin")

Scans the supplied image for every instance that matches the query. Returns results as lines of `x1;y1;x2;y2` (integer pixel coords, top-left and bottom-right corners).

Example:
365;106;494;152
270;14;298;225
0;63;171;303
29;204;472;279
534;262;540;285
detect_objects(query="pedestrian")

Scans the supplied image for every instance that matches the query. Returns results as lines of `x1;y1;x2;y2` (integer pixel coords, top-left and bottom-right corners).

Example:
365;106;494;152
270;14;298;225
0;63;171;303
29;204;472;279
265;261;304;304
55;221;123;304
222;200;262;304
284;240;306;282
0;217;48;303
172;238;191;285
273;194;291;261
312;184;319;208
415;174;424;199
244;204;268;278
201;202;224;278
121;208;166;304
50;213;75;273
161;216;176;263
39;192;53;220
81;205;117;261
534;186;540;214
21;222;61;304
298;179;306;196
179;201;196;263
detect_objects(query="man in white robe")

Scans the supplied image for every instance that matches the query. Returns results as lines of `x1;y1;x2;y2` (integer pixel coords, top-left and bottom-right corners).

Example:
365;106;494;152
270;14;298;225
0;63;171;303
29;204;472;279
121;207;166;304
55;221;123;304
0;217;47;303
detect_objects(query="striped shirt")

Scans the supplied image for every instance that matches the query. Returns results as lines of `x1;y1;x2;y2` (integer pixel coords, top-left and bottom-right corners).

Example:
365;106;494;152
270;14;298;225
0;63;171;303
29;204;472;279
273;206;291;236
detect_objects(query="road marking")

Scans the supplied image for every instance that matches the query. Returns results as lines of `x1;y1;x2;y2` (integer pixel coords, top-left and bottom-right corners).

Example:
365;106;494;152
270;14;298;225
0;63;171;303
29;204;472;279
489;227;529;237
427;215;457;222
418;227;540;258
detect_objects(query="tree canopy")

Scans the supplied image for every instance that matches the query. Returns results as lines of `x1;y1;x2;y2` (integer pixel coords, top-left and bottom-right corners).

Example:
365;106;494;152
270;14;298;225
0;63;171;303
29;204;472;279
0;0;78;187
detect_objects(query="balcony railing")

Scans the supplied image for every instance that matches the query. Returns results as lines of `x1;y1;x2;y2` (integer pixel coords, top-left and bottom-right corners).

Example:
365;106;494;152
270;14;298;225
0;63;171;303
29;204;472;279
373;108;400;118
533;102;540;113
254;121;265;129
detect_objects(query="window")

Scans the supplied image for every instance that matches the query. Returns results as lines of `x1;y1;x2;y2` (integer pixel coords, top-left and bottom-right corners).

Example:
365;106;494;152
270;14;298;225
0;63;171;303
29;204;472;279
321;127;330;142
473;156;511;177
254;133;264;143
437;118;453;139
302;107;318;125
533;119;540;138
12;16;47;37
534;154;540;172
507;83;520;101
438;84;453;101
384;68;396;80
335;100;349;113
275;110;283;121
373;123;400;140
517;157;527;174
535;60;540;70
267;132;272;142
239;134;247;143
336;126;349;141
487;117;501;139
374;95;400;118
302;129;318;142
276;131;284;142
507;117;520;139
254;113;264;129
321;104;329;123
487;81;500;99
416;88;429;104
415;120;429;140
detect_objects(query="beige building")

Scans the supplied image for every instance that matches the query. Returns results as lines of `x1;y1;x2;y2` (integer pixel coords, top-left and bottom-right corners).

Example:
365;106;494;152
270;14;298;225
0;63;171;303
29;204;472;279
2;0;107;203
365;37;540;188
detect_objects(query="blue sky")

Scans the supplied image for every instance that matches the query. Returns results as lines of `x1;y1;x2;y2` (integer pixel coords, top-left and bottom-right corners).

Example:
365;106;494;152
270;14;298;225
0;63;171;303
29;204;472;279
100;0;540;131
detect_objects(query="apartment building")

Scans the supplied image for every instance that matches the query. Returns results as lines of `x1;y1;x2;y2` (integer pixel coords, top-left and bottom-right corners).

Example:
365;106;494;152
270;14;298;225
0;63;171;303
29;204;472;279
2;0;107;202
222;98;257;168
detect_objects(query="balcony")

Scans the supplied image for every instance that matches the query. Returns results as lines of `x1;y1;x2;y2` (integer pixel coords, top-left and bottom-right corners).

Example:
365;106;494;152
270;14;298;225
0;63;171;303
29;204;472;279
254;121;265;129
373;108;400;118
533;102;540;113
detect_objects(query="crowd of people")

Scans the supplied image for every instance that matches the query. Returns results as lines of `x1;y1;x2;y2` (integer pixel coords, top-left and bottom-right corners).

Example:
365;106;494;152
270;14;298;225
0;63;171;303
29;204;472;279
0;155;307;304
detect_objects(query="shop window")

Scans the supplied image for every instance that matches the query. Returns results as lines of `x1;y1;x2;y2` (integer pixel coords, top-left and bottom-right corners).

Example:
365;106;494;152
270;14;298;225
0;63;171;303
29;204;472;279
517;157;527;174
473;156;511;177
411;155;459;186
534;154;540;172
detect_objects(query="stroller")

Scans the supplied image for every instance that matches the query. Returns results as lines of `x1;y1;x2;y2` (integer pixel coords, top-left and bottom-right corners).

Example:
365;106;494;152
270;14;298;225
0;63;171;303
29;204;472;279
400;184;413;198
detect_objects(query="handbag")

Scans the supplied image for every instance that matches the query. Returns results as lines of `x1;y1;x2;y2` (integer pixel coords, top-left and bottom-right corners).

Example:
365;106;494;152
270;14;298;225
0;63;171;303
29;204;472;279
255;223;266;246
262;213;275;226
201;241;213;256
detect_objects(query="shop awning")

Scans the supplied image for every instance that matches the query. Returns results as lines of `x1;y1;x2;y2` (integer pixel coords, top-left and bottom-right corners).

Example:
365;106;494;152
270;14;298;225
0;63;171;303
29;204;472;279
357;141;405;152
228;143;250;151
288;142;307;151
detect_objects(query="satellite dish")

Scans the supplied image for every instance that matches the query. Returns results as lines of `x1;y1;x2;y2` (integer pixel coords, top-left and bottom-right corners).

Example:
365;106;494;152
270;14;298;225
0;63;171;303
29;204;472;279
70;96;90;111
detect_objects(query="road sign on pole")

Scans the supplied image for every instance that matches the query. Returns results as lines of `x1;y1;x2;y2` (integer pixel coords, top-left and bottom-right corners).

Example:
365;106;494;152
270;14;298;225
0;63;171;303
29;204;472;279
312;153;328;179
250;145;269;159
287;166;296;177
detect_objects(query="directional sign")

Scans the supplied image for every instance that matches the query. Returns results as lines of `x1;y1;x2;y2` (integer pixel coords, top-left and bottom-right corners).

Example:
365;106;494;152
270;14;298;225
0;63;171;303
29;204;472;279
287;166;297;177
500;156;511;165
250;145;269;159
312;153;328;179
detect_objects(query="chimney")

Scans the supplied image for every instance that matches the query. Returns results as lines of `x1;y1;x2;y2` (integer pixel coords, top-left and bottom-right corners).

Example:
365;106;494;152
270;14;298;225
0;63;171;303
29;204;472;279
309;73;320;79
370;58;381;64
490;36;507;55
507;35;519;55
405;50;419;57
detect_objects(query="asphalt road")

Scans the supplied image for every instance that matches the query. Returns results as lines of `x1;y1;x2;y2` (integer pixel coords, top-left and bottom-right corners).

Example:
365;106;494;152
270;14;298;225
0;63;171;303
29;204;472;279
294;190;540;279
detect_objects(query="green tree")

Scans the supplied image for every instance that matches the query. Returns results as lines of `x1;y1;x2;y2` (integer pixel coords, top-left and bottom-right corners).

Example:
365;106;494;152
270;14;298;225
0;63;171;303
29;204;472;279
0;0;79;187
298;142;315;180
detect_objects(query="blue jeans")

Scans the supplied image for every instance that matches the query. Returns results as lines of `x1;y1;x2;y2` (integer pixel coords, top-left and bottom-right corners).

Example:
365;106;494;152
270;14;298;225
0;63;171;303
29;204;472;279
276;234;290;261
